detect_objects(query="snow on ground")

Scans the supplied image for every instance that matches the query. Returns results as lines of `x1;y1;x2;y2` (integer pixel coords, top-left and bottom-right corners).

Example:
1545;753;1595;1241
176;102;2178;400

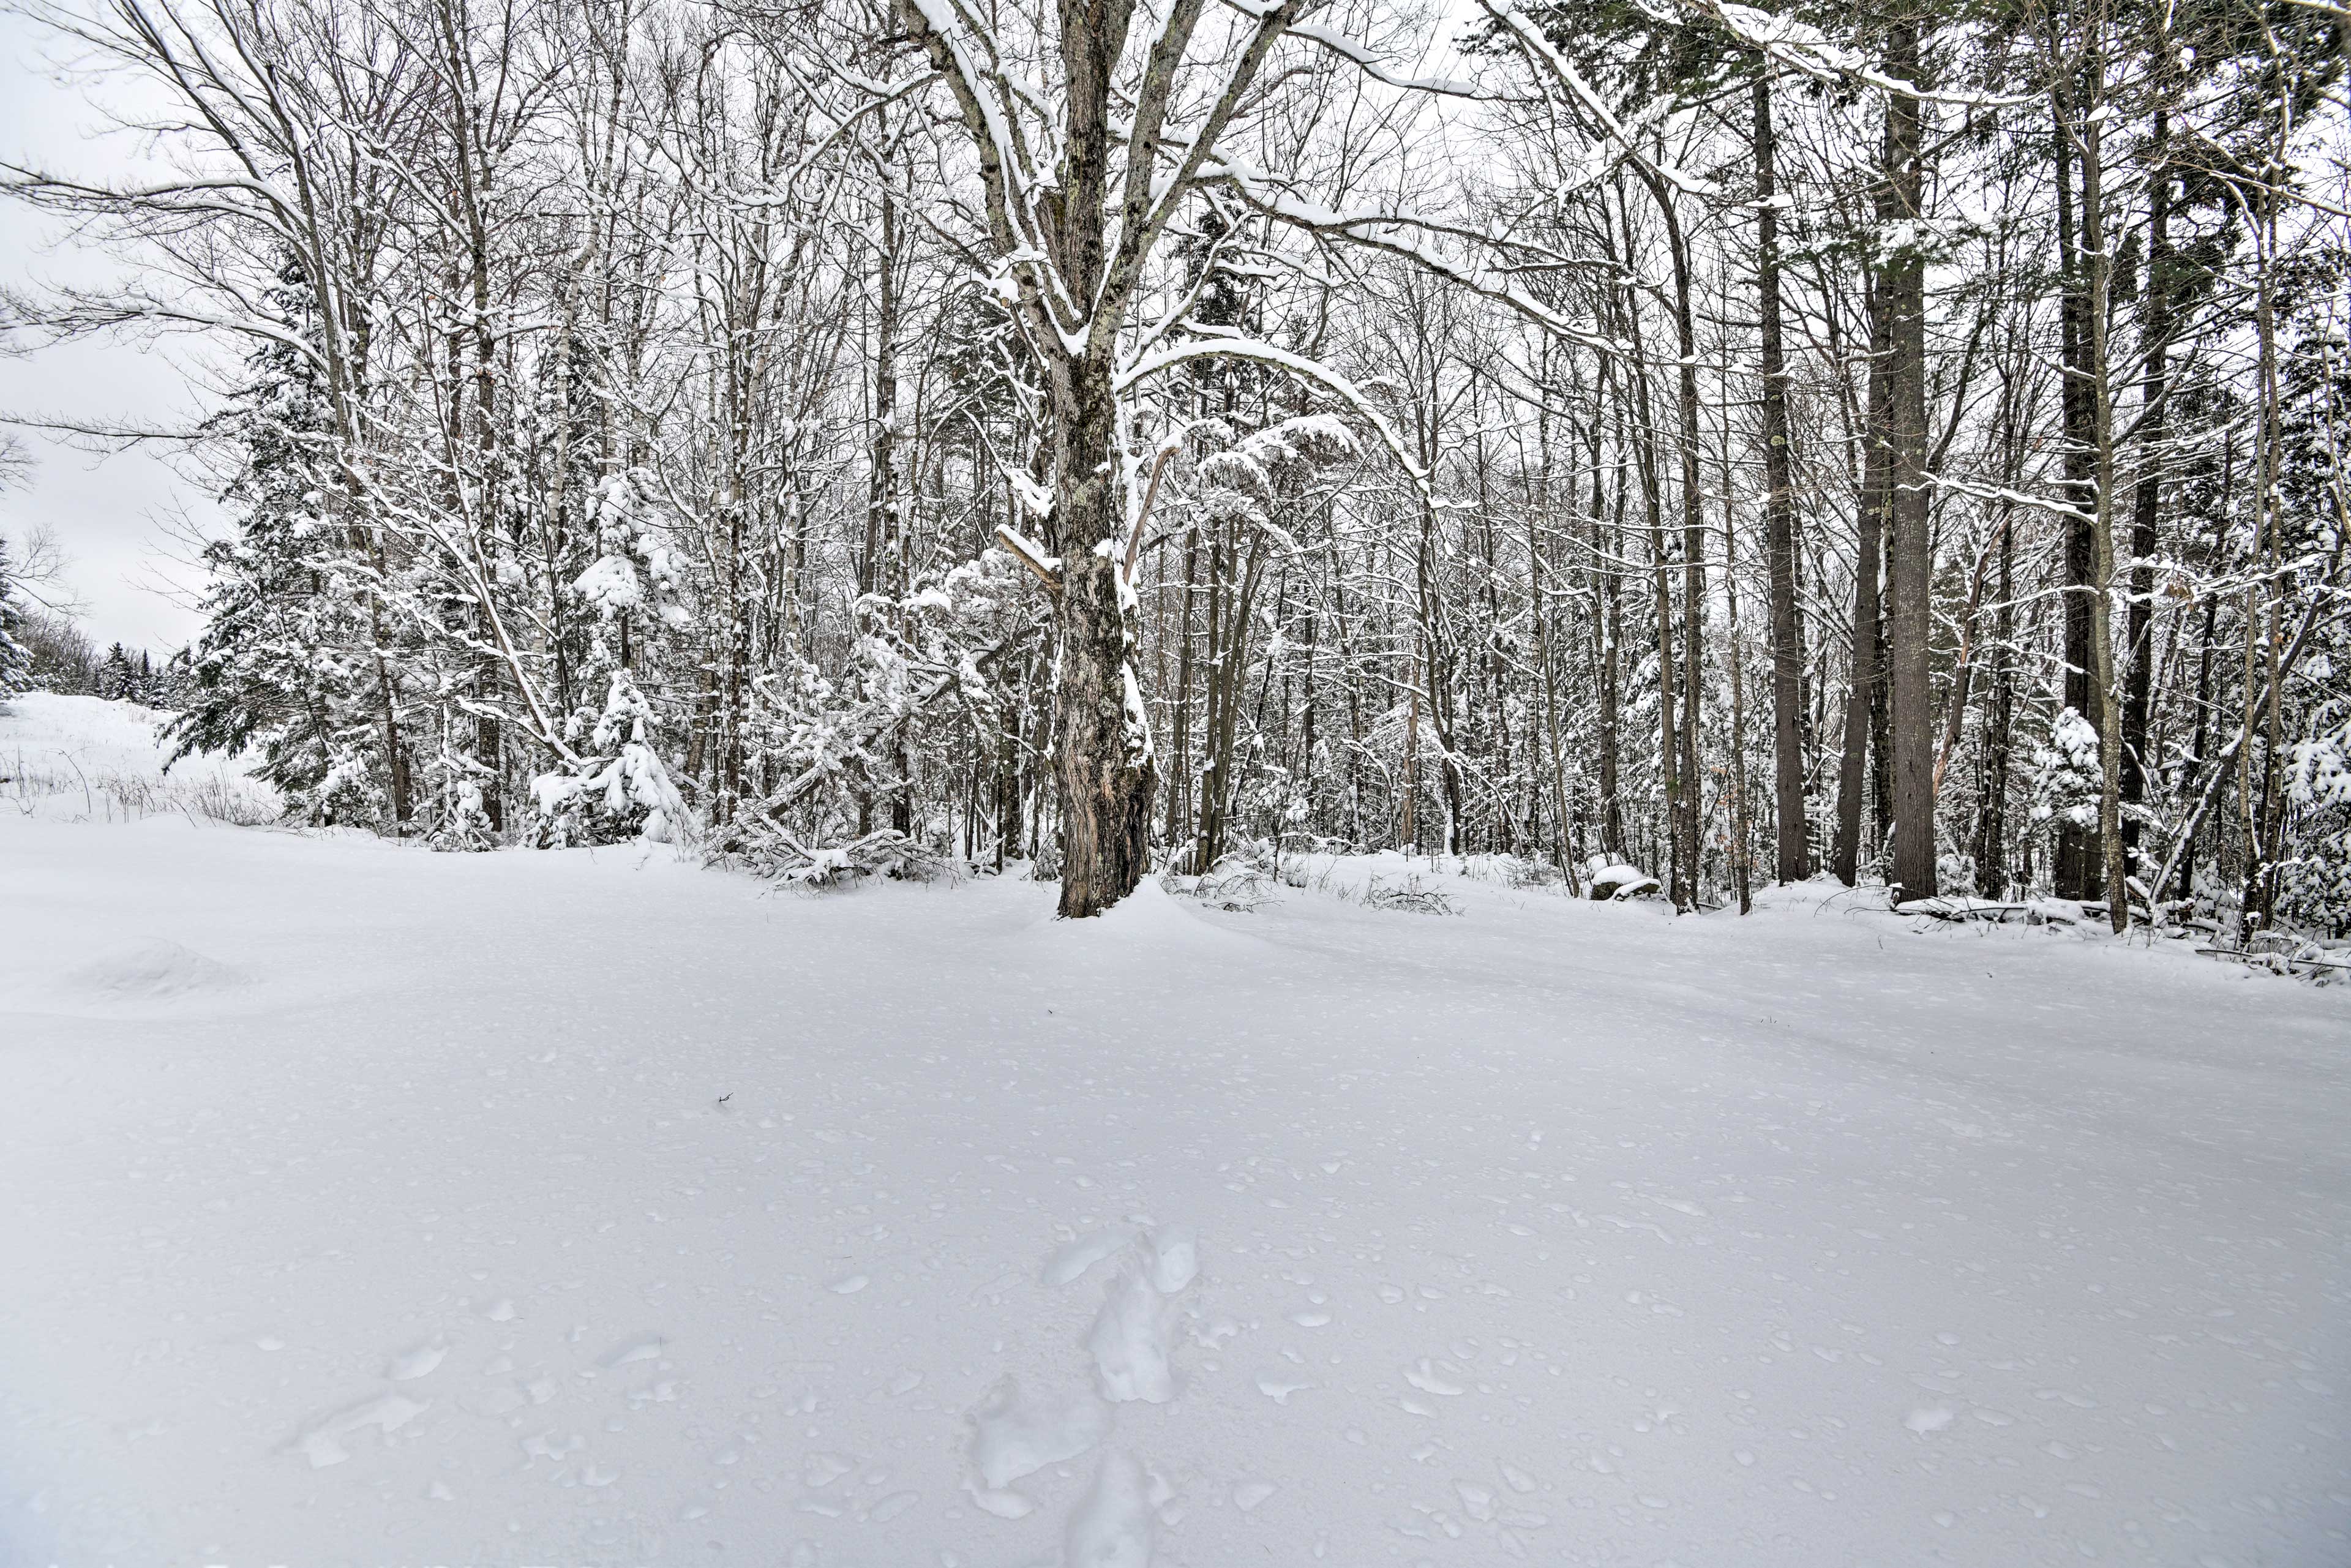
2;699;2349;1567
1;691;276;825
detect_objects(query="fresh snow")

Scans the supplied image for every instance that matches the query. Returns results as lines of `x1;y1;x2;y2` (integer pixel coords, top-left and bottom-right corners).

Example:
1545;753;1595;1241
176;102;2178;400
2;696;2349;1566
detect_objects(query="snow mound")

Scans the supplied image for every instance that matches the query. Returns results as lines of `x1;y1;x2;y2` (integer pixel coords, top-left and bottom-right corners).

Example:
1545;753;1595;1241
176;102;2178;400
1587;861;1661;901
1020;876;1261;958
63;938;248;1003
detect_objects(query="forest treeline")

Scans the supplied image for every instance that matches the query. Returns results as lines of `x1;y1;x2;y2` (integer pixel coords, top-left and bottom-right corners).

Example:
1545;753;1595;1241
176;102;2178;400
2;0;2346;929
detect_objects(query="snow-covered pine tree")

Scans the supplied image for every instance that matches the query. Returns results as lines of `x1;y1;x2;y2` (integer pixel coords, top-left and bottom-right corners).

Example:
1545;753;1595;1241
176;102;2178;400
530;669;692;846
167;255;393;827
96;643;135;701
529;470;694;846
0;536;34;699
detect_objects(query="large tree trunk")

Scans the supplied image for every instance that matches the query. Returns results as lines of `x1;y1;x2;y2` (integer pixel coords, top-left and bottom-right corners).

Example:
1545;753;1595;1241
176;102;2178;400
1884;24;1937;902
1755;72;1808;883
1051;359;1157;918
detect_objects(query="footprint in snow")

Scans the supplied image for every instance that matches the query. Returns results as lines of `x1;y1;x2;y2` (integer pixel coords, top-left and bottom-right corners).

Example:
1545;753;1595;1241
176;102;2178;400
290;1391;426;1469
1082;1225;1198;1406
1089;1267;1177;1404
959;1221;1207;1550
1065;1449;1154;1568
964;1376;1112;1518
1043;1224;1142;1286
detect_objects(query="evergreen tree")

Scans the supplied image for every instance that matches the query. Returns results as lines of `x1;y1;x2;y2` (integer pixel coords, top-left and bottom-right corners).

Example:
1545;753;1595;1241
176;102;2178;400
166;255;391;827
0;537;33;699
96;643;135;700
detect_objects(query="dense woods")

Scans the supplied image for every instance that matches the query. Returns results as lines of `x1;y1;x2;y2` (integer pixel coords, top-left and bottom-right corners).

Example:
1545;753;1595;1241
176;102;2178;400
4;0;2347;932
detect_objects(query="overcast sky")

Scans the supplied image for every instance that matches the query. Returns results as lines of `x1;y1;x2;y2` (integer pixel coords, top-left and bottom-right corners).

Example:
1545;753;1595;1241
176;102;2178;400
2;6;215;655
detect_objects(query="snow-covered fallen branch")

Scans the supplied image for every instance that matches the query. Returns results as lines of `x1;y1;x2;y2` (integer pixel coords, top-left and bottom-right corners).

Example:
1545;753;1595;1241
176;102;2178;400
721;824;962;888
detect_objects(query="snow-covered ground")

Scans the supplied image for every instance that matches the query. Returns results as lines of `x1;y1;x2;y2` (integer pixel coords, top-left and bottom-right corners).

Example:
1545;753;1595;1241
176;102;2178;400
2;697;2348;1567
1;691;276;826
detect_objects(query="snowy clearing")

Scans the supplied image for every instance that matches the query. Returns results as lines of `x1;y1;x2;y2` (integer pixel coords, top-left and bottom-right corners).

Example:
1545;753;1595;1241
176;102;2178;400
2;697;2349;1567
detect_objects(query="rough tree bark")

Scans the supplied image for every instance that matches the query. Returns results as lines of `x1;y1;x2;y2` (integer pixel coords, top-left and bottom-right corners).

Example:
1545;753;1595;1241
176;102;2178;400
1755;70;1809;883
897;0;1303;915
1884;22;1937;902
2080;62;2129;931
2052;91;2101;900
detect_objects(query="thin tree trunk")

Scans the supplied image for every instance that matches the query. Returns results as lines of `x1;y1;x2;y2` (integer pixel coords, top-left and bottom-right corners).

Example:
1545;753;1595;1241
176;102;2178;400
2123;114;2172;864
2081;69;2128;930
1833;271;1892;887
1974;506;2017;896
1594;353;1625;858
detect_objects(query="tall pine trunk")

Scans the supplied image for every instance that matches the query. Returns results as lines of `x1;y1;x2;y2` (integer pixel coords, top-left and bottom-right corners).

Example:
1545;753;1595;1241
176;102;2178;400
1755;72;1809;882
2080;69;2129;930
2052;92;2101;899
1884;24;1937;901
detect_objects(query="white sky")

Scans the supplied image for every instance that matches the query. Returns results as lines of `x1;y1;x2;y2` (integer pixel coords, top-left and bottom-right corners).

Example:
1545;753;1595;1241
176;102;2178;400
2;7;214;654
